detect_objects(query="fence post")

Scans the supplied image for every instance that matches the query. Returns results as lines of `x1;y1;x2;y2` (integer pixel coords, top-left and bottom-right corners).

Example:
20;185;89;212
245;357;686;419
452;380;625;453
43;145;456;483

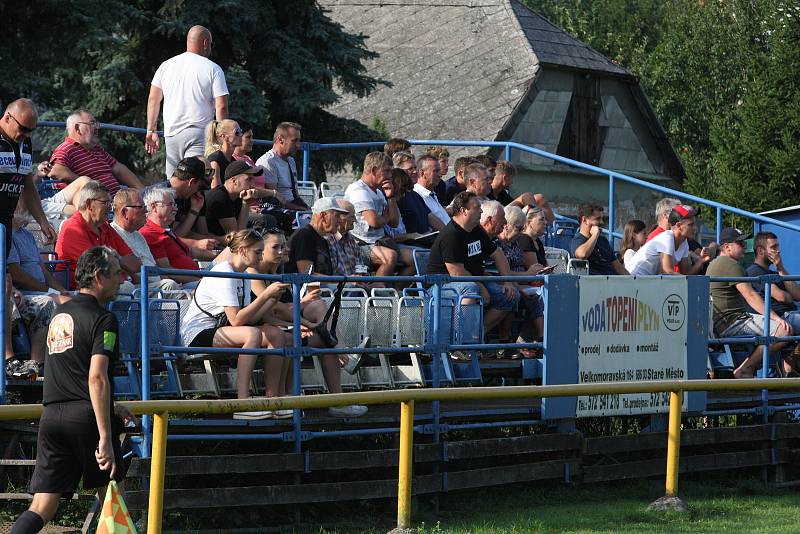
762;283;772;423
665;391;682;496
607;175;615;249
504;143;511;162
395;400;415;531
140;265;151;456
147;411;169;534
716;207;723;244
0;223;6;405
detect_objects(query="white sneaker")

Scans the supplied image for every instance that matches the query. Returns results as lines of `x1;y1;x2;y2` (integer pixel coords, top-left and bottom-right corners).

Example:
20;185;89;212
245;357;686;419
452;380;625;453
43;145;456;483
343;337;371;375
273;409;294;419
328;405;368;417
233;410;273;420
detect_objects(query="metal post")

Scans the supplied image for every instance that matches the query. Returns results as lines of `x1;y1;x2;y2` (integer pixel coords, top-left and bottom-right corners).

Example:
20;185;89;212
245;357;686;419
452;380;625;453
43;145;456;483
762;283;771;423
504;143;511;162
291;279;303;453
302;148;310;184
607;175;615;249
430;282;442;443
665;391;682;496
147;411;169;534
140;265;151;456
0;224;6;404
396;400;415;530
716;207;723;244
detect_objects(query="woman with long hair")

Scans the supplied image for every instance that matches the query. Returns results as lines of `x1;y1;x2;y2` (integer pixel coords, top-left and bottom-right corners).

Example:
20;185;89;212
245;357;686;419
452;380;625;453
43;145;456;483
249;228;369;417
180;229;288;419
204;119;242;187
620;219;647;272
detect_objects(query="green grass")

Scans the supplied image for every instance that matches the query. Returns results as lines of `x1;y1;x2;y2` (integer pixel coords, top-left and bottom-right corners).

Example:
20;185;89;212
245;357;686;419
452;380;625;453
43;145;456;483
305;478;800;534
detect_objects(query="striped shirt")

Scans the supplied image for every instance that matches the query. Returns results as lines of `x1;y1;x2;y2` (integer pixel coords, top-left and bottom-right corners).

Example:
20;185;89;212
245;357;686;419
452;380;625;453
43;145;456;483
51;138;120;196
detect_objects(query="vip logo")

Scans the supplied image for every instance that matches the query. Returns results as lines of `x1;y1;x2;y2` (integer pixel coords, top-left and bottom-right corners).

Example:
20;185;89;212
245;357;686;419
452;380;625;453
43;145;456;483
467;240;482;257
662;293;686;331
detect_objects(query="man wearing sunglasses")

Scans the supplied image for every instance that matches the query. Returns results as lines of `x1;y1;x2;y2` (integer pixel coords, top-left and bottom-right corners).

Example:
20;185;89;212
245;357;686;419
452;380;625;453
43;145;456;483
48;110;144;198
0;99;57;251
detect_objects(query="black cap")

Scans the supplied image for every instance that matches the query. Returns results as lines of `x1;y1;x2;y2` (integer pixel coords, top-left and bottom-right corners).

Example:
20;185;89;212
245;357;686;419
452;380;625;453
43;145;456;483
174;157;212;182
719;227;751;245
224;160;263;181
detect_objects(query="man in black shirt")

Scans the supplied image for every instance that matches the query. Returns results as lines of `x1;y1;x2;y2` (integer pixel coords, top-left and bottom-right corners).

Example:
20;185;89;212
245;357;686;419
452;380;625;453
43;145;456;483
287;197;347;274
428;191;519;333
203;160;266;236
11;246;136;534
570;202;628;276
156;156;218;249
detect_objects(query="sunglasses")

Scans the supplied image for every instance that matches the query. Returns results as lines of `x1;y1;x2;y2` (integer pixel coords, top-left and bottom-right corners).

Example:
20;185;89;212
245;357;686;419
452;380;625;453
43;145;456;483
8;113;36;134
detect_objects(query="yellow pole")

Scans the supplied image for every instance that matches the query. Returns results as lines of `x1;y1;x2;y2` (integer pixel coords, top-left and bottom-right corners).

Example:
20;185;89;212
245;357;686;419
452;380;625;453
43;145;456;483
665;391;682;497
147;411;169;534
397;400;415;530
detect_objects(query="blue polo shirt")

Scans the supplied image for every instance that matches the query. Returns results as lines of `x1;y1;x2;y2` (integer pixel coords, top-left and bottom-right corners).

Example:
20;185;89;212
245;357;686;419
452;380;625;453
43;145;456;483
570;233;619;275
398;191;432;234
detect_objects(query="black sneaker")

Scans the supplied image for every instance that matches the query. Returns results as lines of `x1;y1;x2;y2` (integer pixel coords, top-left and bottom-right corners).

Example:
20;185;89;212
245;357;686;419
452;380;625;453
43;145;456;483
6;359;37;379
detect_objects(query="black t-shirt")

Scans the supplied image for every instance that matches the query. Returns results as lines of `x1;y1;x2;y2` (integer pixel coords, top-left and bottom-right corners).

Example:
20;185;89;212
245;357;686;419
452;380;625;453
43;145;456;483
286;225;334;274
427;221;496;276
204;185;242;236
43;294;119;409
440;176;464;208
570;233;618;275
154;180;206;229
489;189;514;206
745;263;794;315
0;133;32;219
516;234;547;266
207;151;232;182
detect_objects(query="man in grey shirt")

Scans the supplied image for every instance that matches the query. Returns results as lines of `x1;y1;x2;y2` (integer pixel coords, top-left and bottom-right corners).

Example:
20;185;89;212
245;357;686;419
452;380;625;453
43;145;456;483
255;121;309;211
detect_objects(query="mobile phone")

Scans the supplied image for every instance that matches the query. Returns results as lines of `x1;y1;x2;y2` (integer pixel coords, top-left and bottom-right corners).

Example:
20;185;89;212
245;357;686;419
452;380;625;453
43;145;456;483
539;264;556;274
299;264;314;298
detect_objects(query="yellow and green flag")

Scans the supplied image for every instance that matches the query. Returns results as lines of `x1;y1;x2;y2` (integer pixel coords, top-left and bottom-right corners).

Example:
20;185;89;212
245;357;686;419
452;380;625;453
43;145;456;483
96;480;137;534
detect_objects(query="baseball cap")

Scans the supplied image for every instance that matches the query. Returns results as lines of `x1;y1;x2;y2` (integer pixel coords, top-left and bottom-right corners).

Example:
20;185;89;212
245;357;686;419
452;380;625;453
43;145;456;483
719;227;751;245
224;160;263;181
174;157;212;182
312;197;348;214
668;204;700;226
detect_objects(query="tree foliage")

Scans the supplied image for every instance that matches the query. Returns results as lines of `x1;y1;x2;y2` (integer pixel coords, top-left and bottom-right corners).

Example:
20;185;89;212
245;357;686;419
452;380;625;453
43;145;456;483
529;0;800;214
0;0;386;180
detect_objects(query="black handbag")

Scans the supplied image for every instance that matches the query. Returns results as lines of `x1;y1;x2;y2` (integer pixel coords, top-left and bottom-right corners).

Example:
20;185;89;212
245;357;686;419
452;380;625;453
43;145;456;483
314;281;346;348
193;280;243;329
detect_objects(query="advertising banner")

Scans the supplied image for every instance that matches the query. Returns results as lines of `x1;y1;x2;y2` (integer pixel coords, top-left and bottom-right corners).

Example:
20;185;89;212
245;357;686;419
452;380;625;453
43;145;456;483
576;276;688;417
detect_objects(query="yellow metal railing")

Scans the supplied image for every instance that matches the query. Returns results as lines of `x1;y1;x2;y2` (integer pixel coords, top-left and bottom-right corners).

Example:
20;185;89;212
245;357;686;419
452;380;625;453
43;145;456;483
2;378;800;533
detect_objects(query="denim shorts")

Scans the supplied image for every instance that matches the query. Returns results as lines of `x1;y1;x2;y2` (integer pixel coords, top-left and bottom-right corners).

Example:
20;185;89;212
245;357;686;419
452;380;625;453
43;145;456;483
440;281;518;311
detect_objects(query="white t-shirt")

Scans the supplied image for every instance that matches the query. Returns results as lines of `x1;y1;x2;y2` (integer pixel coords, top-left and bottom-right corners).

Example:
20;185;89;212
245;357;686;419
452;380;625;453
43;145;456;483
622;248;637;272
628;230;689;276
151;52;229;136
413;183;451;226
180;261;251;345
255;149;298;200
344;179;388;244
110;221;161;287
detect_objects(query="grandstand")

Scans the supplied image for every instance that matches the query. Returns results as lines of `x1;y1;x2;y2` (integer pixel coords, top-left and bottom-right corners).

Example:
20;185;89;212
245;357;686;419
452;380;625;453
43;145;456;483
4;122;800;532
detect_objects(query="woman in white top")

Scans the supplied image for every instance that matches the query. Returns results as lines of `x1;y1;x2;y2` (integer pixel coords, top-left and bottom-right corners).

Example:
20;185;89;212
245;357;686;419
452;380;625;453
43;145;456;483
620;219;647;272
180;229;288;416
249;229;368;417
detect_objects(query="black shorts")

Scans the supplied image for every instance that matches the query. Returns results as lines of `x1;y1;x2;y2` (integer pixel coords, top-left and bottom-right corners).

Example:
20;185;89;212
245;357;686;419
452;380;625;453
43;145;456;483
30;401;125;495
189;327;218;348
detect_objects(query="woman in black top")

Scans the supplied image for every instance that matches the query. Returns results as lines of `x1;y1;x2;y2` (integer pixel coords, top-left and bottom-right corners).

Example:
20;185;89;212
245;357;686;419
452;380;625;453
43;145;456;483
204;119;242;188
517;204;549;270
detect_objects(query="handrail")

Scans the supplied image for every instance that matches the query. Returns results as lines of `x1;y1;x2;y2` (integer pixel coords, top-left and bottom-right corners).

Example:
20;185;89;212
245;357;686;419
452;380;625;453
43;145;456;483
2;378;800;533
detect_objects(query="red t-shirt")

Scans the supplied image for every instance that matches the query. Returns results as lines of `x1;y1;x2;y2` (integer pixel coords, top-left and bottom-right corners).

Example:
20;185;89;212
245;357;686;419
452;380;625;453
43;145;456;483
50;138;121;196
138;219;199;271
55;212;133;287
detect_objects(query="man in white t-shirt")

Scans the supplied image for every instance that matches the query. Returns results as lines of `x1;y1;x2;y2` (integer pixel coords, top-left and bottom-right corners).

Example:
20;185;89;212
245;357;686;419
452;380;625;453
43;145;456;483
145;25;229;177
628;205;707;276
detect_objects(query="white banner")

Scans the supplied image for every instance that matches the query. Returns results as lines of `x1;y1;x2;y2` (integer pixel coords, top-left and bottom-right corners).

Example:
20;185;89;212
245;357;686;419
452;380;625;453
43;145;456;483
576;276;688;417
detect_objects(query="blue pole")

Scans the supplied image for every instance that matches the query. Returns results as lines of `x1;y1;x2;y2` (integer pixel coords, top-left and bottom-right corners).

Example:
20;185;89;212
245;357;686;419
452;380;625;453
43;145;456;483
302;148;310;184
608;175;615;250
291;279;303;453
504;143;511;162
431;281;442;444
716;207;723;244
762;283;771;423
139;265;151;457
0;224;6;405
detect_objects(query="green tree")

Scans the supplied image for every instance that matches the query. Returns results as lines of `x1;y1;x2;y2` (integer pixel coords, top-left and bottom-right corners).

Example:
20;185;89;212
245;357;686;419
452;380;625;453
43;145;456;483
0;1;386;181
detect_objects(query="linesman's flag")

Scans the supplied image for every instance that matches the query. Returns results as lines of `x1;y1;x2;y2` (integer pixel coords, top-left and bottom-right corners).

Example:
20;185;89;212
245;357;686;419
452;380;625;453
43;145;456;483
96;480;137;534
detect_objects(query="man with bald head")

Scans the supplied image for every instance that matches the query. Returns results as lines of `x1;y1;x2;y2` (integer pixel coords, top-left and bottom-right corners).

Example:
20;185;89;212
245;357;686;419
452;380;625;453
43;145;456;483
0;99;56;250
145;25;229;177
